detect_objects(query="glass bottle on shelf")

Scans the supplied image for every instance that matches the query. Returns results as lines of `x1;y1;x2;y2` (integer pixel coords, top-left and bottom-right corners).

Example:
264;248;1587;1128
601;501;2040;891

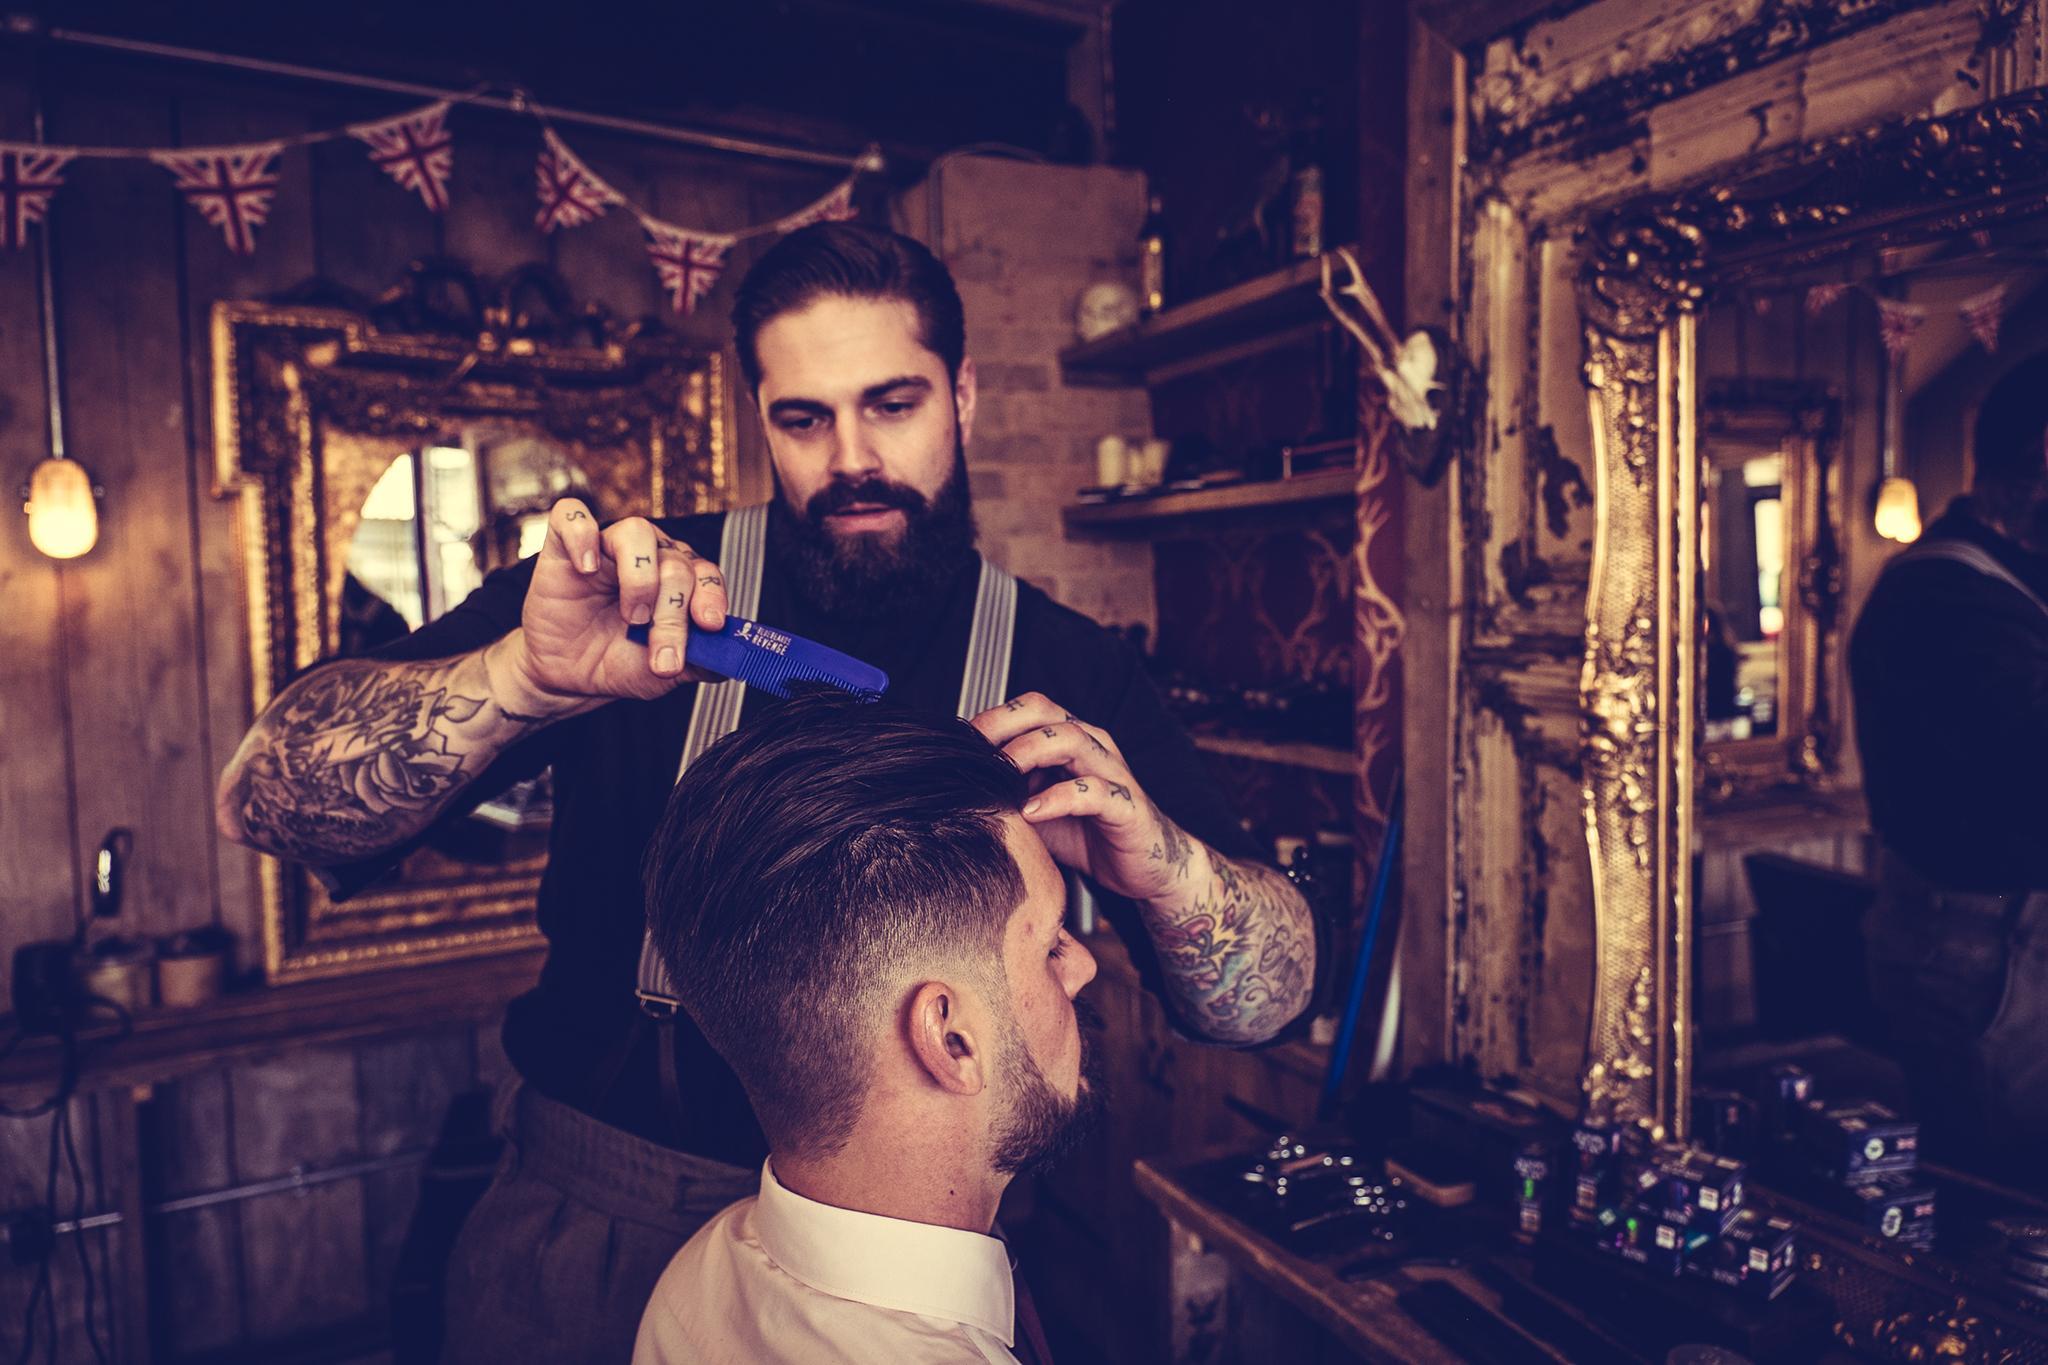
1138;193;1167;318
1289;99;1326;260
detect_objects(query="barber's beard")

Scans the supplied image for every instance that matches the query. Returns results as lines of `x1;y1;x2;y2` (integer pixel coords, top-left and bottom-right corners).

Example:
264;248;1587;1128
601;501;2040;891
989;998;1107;1178
769;440;977;622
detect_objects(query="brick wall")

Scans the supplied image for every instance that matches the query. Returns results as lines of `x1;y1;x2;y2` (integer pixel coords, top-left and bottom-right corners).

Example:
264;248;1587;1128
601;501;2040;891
893;157;1158;633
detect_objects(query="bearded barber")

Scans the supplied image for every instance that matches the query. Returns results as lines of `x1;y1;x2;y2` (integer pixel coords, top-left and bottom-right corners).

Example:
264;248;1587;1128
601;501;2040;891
215;223;1320;1364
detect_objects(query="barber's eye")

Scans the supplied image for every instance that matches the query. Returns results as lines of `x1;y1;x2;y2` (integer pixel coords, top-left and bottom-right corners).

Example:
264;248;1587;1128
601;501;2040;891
779;415;821;433
875;401;915;418
1048;932;1069;962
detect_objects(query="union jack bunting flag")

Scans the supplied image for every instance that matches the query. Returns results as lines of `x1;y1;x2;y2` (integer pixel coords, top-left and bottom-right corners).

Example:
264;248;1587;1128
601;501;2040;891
350;102;455;213
1961;283;2008;354
1876;296;1927;358
641;218;732;315
772;178;857;234
534;129;622;233
150;144;284;254
0;145;75;249
1803;282;1849;317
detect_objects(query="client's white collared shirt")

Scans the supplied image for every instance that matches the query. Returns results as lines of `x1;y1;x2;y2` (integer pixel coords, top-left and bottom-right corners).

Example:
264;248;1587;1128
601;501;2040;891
633;1160;1022;1364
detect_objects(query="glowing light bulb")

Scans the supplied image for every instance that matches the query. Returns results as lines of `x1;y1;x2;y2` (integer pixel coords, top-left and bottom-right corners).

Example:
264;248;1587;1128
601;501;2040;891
24;455;98;559
1873;475;1922;544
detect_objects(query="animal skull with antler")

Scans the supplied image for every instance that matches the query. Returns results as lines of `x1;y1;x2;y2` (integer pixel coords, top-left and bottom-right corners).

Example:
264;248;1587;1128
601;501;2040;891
1319;247;1443;432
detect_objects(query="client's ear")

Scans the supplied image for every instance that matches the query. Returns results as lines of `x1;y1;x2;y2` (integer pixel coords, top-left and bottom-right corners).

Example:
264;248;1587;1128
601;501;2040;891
908;981;986;1096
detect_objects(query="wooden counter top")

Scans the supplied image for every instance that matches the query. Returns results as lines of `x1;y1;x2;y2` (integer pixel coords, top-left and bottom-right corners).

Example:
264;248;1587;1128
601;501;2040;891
1132;1148;1583;1364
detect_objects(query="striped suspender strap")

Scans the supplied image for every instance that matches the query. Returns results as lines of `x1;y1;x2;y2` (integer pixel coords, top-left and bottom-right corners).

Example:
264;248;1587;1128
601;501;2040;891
1895;538;2048;621
635;503;768;1013
957;557;1019;720
954;560;1095;929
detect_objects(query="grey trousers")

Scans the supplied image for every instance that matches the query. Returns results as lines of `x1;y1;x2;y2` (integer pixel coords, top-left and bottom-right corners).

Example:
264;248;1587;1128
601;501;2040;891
442;1081;757;1365
1865;849;2048;1184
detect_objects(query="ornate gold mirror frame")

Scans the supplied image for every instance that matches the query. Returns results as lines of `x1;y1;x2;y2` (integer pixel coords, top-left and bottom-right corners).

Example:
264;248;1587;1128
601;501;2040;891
1574;90;2048;1138
213;264;731;981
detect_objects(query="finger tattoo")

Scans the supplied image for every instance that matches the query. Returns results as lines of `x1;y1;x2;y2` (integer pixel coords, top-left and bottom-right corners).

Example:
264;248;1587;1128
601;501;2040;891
698;574;723;588
1108;780;1132;802
1074;779;1090;793
566;510;589;522
667;594;685;608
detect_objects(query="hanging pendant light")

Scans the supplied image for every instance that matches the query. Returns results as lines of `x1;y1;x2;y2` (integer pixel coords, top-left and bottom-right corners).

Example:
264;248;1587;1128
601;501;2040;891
1874;287;1922;544
1873;475;1922;543
23;454;98;558
17;102;99;562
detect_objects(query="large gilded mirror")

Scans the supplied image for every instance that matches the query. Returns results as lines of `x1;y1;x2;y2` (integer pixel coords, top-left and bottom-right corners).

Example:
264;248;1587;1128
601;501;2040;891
1577;90;2048;1140
213;262;731;981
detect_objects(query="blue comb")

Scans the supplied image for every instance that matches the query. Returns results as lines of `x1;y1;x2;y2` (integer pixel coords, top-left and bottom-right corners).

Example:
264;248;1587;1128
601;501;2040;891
626;616;889;701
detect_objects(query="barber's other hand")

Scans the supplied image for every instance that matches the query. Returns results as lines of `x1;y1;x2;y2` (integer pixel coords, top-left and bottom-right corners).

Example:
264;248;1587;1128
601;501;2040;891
508;497;731;706
970;692;1197;903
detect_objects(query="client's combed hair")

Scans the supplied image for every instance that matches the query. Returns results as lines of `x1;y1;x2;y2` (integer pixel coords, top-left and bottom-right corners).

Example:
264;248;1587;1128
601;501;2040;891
643;692;1028;1157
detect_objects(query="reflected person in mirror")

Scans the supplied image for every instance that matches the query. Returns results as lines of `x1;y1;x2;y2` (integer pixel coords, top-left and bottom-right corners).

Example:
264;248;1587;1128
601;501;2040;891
1852;352;2048;1184
634;694;1098;1364
214;223;1320;1363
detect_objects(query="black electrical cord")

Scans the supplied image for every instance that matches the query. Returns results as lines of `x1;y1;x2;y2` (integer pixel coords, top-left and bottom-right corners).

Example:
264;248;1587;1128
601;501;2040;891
4;992;130;1364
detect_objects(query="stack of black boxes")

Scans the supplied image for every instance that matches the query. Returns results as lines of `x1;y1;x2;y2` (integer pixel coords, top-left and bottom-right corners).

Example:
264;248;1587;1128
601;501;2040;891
1779;1067;1935;1252
1565;1118;1798;1301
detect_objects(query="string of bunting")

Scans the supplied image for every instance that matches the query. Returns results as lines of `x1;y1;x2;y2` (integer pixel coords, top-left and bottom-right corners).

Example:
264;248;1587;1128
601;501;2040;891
0;89;878;315
1803;279;2011;356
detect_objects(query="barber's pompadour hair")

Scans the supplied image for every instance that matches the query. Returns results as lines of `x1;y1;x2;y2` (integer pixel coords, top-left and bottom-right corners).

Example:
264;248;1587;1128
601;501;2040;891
643;691;1029;1157
731;221;966;391
1974;351;2048;497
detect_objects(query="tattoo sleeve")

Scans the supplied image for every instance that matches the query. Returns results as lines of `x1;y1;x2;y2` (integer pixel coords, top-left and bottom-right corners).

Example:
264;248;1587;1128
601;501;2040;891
217;646;543;864
1135;832;1317;1045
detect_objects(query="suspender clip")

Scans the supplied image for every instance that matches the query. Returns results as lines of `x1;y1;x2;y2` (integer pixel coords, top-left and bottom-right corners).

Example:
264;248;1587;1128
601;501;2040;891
635;991;681;1021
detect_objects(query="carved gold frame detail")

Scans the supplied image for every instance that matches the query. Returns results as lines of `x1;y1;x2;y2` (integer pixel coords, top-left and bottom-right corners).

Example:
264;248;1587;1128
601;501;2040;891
1574;88;2048;1137
212;274;730;982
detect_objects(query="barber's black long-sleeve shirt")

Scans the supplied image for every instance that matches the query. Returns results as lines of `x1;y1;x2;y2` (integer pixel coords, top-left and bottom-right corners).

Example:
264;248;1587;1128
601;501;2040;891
330;511;1283;1163
1850;500;2048;892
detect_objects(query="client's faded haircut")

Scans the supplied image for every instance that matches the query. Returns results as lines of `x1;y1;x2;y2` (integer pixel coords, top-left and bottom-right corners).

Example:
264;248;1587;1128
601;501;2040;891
643;691;1029;1158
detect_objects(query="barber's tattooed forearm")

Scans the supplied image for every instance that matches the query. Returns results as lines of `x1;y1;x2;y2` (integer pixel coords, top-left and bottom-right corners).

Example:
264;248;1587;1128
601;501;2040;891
1151;798;1194;879
1138;817;1314;1044
225;655;514;862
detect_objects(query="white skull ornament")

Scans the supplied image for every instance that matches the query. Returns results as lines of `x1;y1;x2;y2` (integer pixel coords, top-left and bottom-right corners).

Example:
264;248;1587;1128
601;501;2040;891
1075;281;1140;342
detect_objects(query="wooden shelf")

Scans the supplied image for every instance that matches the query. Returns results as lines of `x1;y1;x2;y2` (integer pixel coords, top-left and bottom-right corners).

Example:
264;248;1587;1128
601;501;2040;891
1193;733;1354;775
1062;466;1354;538
0;946;544;1099
1058;251;1344;385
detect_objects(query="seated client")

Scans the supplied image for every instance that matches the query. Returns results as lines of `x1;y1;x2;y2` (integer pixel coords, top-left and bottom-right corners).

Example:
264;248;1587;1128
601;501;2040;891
634;692;1102;1364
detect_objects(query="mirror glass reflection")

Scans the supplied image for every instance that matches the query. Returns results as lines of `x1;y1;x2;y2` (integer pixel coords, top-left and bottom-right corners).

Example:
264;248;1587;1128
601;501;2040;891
1703;447;1785;743
1693;238;2048;1207
342;431;593;851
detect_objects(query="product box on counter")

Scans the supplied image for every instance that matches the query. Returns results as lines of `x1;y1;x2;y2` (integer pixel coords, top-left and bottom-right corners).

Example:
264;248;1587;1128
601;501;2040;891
1798;1100;1919;1182
1831;1171;1937;1248
1687;1209;1798;1302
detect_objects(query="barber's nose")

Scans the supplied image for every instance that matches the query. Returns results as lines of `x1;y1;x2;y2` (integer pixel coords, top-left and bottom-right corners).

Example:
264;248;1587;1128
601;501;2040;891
826;423;882;479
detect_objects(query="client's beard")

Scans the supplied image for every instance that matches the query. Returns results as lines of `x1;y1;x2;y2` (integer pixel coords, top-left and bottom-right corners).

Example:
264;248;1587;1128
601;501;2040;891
990;997;1108;1178
769;440;977;622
